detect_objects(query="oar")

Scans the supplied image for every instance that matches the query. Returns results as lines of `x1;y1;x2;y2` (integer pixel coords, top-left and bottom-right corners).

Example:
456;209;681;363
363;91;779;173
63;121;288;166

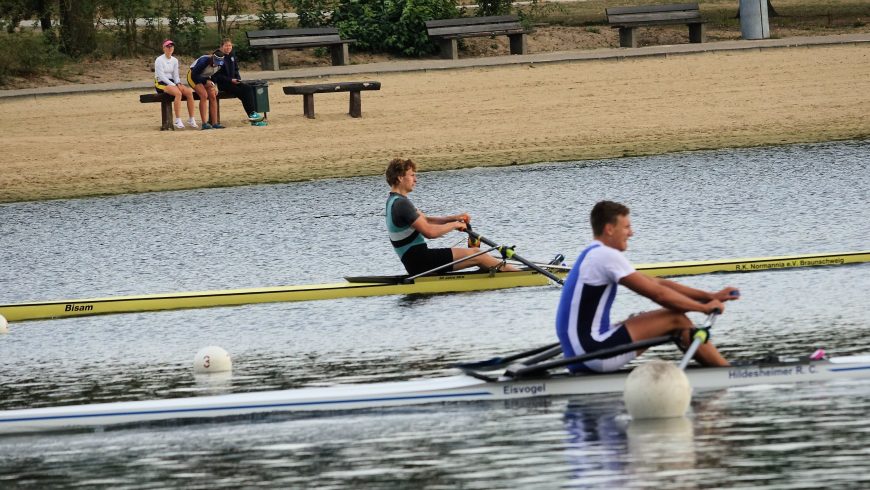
454;342;562;371
503;335;679;379
465;225;564;285
677;310;720;370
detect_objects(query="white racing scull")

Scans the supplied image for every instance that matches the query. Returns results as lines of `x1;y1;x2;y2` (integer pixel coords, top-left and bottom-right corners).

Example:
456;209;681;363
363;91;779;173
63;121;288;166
2;352;869;434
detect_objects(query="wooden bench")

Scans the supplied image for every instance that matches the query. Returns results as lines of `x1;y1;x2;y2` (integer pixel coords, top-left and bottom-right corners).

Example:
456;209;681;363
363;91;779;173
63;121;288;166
282;81;381;119
605;3;706;48
425;15;530;60
139;91;237;131
246;28;355;70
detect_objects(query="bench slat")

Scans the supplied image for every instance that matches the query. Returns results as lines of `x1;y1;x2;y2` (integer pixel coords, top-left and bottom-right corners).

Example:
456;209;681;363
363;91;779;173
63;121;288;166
282;81;381;95
425;15;519;29
605;3;698;16
428;22;524;37
608;11;702;26
139;92;236;103
246;27;338;39
249;35;344;49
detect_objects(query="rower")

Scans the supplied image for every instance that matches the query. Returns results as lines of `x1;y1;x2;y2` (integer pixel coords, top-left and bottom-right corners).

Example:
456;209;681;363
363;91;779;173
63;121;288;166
555;200;740;372
385;158;518;276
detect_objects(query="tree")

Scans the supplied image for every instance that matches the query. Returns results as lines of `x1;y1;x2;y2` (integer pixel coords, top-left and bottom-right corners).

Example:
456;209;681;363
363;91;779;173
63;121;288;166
58;0;96;57
213;0;242;37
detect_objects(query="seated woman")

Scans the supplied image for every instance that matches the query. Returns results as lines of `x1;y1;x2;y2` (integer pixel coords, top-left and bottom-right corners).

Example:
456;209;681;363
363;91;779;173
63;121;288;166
187;49;226;129
154;40;197;129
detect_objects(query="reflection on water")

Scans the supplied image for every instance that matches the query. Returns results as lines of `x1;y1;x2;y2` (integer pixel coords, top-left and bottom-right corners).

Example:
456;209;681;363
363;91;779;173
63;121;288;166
0;141;868;487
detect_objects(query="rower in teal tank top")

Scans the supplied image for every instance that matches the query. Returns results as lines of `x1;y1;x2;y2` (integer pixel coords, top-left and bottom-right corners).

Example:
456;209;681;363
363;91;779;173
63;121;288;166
386;192;425;259
383;158;519;276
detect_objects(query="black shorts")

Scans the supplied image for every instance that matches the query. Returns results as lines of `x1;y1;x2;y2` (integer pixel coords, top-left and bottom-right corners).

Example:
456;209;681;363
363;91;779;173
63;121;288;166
401;245;454;276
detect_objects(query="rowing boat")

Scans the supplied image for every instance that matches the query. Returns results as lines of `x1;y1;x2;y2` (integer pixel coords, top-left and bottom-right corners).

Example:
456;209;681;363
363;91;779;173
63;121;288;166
2;353;869;434
0;251;866;322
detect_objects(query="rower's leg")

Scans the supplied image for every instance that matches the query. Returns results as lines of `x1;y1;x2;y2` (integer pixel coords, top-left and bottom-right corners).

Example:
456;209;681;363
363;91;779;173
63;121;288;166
623;309;729;366
450;247;519;271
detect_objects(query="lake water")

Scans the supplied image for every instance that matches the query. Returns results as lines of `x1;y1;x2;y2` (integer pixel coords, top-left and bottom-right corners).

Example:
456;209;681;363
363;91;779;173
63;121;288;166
0;140;868;488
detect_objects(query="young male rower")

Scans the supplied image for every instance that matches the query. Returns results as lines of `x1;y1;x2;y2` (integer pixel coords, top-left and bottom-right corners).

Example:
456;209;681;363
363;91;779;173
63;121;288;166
556;200;740;372
385;158;518;276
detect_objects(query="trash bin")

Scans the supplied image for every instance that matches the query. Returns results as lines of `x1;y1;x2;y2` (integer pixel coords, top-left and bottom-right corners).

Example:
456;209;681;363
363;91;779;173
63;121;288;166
739;0;770;40
247;79;270;117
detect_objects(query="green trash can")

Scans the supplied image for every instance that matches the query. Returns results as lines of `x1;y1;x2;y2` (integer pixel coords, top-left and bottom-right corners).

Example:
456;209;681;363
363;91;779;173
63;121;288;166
247;79;270;118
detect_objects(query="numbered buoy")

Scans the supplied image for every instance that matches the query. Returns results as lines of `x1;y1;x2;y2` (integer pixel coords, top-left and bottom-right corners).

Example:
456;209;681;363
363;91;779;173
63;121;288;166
0;314;7;334
193;346;232;374
624;360;691;419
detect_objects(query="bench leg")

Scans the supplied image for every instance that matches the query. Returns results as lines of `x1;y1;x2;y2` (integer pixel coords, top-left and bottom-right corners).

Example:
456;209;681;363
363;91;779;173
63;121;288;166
260;49;279;71
349;91;362;118
438;38;458;60
689;23;706;43
618;27;637;48
330;43;350;66
302;94;315;119
160;99;173;131
509;33;527;55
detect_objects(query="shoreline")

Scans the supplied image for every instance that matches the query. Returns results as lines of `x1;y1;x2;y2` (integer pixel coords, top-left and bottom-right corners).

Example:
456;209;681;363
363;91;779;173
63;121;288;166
2;40;869;204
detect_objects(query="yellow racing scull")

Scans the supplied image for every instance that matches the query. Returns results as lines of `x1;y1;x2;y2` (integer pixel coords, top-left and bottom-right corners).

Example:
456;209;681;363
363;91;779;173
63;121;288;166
1;251;866;322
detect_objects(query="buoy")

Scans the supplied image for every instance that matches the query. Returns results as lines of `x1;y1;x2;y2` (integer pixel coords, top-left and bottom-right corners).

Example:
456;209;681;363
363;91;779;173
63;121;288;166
0;314;7;334
624;360;691;419
193;346;232;374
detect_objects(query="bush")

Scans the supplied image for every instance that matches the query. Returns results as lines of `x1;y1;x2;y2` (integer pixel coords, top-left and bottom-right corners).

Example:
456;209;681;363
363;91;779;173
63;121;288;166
331;0;459;56
0;31;68;85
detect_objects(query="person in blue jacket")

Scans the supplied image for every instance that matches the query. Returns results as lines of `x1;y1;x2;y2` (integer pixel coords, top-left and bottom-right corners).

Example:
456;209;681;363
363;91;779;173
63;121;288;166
187;50;225;129
211;38;266;126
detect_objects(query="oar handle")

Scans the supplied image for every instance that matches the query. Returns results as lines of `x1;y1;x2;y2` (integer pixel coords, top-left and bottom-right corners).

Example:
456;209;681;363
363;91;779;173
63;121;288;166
677;310;720;370
465;226;564;285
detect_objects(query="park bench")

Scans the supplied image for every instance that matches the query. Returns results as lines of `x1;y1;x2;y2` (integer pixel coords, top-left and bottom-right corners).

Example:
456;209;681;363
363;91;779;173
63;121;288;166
282;81;381;119
425;15;530;60
605;3;706;48
246;28;355;70
139;91;237;131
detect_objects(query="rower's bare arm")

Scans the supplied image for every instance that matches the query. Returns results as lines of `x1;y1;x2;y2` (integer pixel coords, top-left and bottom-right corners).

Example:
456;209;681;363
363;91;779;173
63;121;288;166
658;278;740;303
620;272;723;314
426;212;470;225
411;213;465;239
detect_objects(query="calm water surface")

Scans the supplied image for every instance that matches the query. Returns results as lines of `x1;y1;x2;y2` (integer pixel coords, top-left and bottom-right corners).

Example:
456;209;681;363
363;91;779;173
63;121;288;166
0;141;868;488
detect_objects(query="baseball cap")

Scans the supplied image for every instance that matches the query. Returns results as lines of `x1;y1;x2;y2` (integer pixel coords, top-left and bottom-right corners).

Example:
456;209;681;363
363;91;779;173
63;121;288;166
163;39;174;48
212;49;225;66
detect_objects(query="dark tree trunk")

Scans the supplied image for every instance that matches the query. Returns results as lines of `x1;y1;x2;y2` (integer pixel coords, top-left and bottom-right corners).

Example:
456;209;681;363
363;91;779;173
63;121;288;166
58;0;96;57
36;0;53;31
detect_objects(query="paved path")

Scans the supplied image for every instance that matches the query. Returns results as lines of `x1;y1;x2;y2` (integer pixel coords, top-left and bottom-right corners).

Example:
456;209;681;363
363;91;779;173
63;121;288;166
2;33;868;99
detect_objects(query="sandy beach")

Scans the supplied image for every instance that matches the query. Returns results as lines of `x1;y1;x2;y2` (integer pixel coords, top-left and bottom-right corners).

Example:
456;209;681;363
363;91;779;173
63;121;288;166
2;43;869;203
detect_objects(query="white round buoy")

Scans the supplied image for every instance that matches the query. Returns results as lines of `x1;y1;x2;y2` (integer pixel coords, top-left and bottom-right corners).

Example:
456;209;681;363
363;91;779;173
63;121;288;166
193;346;232;374
624;360;691;419
0;314;7;334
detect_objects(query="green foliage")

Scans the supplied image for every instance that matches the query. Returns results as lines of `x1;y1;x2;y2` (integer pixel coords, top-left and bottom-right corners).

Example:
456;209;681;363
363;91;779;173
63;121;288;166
257;0;288;30
288;0;333;28
165;0;208;55
100;0;159;56
213;0;243;37
0;31;67;85
331;0;459;56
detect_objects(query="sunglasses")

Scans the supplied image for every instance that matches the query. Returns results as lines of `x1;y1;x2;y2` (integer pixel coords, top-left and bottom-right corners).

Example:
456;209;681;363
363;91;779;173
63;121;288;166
165;44;174;48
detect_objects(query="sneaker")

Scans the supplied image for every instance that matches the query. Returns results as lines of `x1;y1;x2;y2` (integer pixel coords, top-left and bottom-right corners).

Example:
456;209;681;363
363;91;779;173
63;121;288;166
187;118;198;128
247;112;265;122
201;122;213;130
211;123;225;129
174;119;185;129
251;121;268;127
